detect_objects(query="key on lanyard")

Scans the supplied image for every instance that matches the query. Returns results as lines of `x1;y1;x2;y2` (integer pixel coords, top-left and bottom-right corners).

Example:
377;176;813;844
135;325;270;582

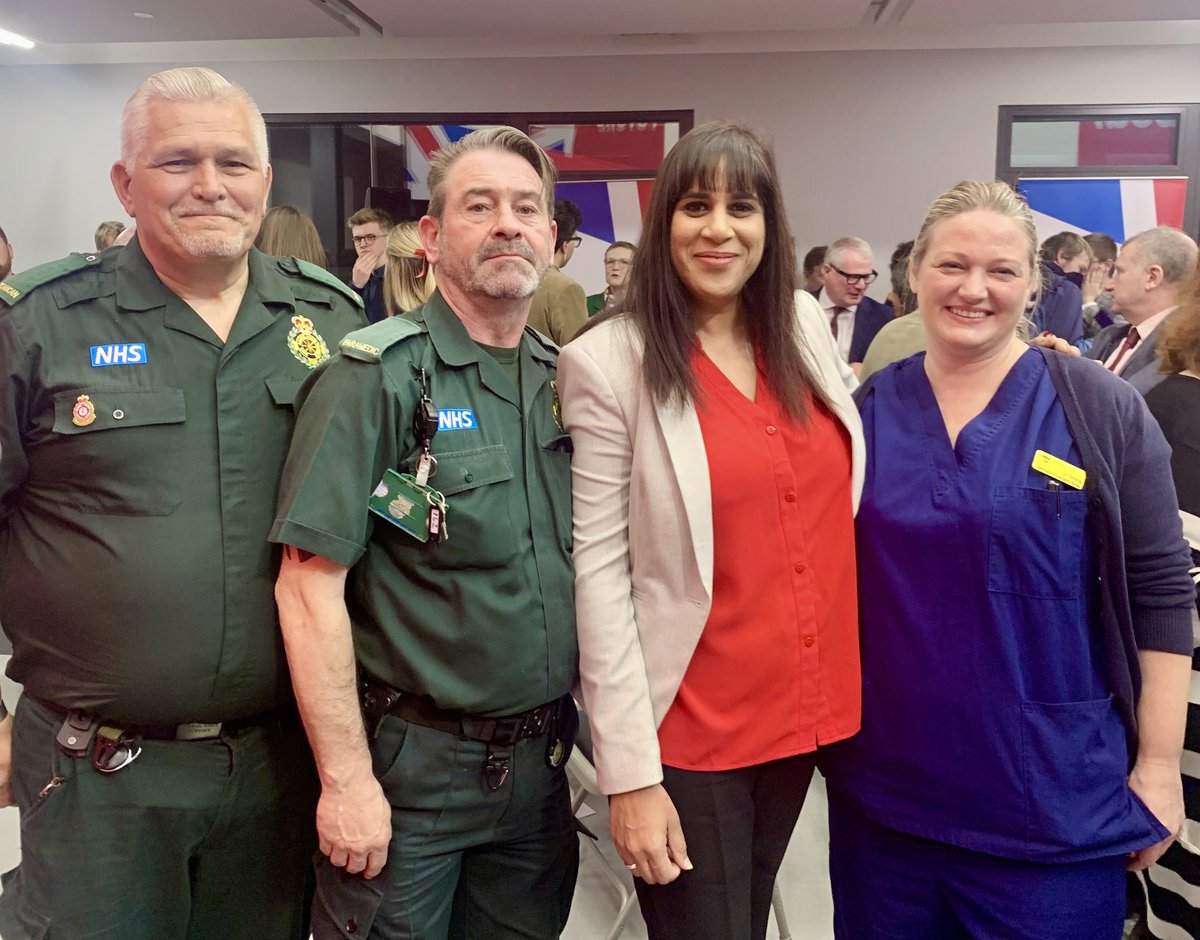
412;368;439;486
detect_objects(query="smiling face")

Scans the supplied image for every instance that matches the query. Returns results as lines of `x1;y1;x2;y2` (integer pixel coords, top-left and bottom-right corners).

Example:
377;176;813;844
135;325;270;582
669;179;765;318
111;97;270;270
822;248;874;307
419;148;554;303
912;209;1034;362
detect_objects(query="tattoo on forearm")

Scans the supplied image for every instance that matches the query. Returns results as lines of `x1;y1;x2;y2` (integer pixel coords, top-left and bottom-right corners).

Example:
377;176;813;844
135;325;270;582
284;545;317;563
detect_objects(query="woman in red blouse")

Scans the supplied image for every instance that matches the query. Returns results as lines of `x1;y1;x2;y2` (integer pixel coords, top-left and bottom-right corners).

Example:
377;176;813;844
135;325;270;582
558;122;866;939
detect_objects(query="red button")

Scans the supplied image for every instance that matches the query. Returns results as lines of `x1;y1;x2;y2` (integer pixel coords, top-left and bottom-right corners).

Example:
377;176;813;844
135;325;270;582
785;492;796;503
803;636;815;648
766;425;777;435
794;563;806;574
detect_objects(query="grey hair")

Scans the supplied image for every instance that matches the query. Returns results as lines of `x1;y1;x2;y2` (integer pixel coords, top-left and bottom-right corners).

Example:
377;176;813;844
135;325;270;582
825;236;873;268
1123;226;1199;285
425;126;556;221
119;67;269;174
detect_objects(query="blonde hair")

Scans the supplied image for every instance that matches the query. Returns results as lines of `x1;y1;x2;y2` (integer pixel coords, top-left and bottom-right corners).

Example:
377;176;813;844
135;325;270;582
94;220;127;250
119;67;268;173
255;205;327;268
1157;261;1200;375
383;222;436;316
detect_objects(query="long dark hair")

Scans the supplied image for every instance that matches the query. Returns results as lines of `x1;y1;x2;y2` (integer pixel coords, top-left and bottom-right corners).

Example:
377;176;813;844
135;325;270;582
612;121;819;421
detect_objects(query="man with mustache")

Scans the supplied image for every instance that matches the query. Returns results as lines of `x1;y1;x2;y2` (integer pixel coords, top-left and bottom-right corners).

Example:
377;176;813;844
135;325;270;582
271;126;580;939
0;67;365;939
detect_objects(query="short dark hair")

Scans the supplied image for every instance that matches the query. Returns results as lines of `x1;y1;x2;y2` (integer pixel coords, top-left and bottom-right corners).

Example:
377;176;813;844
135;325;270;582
616;120;820;422
1083;231;1118;264
347;208;393;230
606;240;636;256
0;225;8;245
889;240;917;317
802;245;827;276
554;199;582;252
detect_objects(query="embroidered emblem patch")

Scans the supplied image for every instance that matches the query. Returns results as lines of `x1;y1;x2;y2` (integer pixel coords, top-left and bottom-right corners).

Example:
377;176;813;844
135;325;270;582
550;380;563;430
287;315;330;369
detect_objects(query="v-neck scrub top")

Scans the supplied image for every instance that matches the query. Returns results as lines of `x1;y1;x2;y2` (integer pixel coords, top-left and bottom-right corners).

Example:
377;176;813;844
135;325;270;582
828;348;1166;862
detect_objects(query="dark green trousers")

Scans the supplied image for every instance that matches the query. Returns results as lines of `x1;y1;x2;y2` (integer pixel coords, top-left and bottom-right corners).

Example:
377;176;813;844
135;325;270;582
0;696;318;939
311;714;580;939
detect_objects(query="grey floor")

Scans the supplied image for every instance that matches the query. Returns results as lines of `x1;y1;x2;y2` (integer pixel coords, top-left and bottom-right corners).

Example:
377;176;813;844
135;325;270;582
0;655;834;939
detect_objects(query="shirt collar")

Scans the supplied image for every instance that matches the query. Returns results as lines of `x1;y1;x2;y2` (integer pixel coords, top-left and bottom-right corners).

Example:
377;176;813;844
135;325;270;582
418;289;556;367
1132;305;1176;340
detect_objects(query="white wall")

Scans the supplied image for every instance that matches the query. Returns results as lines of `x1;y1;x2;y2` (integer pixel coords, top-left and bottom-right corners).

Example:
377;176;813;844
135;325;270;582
2;44;1199;289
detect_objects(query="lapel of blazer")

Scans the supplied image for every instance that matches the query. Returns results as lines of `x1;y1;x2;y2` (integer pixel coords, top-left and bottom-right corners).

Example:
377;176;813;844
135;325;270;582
1122;329;1159;379
653;396;714;599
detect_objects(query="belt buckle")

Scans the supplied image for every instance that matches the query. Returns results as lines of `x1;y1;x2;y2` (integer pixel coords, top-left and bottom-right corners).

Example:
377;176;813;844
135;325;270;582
175;722;222;742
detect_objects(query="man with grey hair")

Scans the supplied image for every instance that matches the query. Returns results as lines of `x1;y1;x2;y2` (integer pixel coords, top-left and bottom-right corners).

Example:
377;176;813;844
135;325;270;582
271;125;579;938
0;67;365;938
1087;225;1199;395
819;235;894;372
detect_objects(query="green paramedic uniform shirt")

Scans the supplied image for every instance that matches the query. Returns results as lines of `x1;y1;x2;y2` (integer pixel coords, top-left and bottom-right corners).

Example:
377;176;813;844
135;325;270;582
0;240;367;724
270;289;578;717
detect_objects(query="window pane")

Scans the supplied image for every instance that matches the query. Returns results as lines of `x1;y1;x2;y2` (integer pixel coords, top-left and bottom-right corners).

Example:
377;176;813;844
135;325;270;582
529;122;681;173
1011;117;1179;168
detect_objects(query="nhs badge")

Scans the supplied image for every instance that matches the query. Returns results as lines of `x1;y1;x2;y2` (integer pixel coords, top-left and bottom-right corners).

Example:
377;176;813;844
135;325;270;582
438;408;477;431
90;343;147;367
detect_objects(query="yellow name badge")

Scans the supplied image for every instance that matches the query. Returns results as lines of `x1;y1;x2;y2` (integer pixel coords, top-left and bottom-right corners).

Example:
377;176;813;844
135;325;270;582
1032;450;1086;490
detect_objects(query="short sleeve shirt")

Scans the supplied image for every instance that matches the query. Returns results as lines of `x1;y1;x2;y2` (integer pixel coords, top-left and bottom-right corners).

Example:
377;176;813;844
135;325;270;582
0;241;367;723
270;291;578;716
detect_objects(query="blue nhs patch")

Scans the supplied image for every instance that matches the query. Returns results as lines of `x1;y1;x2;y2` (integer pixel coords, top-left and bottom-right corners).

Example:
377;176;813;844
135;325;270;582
438;408;477;431
90;343;148;367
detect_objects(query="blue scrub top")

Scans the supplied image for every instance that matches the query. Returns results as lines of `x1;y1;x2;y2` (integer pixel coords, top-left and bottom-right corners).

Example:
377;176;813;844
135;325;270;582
826;348;1166;863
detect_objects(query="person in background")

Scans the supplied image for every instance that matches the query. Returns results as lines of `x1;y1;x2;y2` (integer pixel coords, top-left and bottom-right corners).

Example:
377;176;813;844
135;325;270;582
859;240;924;381
824;180;1195;940
1139;261;1200;940
1083;231;1122;333
0;225;13;283
802;244;827;295
348;207;392;324
256;204;328;268
526;197;589;344
1028;232;1086;347
382;220;436;316
1087;227;1199;396
559;121;864;940
587;240;636;315
0;65;366;940
1040;231;1094;287
819;236;893;373
93;220;127;250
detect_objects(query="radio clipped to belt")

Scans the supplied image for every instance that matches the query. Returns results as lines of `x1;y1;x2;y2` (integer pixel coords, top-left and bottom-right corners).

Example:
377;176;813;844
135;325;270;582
368;366;451;545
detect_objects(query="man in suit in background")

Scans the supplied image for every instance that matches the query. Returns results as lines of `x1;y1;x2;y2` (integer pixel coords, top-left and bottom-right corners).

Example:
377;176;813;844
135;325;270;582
819;236;893;375
1087;226;1198;395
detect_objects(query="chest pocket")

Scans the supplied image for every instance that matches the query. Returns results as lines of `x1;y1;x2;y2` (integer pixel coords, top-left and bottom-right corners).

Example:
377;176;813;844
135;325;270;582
987;485;1086;599
424;444;516;569
265;375;304;409
51;387;186;516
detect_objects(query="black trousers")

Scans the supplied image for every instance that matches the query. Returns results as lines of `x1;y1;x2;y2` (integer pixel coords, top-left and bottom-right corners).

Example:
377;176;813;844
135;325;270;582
634;752;818;940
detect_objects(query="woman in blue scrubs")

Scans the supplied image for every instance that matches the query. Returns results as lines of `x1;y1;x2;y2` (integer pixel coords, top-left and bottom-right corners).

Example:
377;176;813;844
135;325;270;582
824;180;1198;939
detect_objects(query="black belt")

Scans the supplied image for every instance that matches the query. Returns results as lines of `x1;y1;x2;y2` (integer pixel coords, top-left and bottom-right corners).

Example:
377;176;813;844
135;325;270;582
34;697;288;742
360;677;559;746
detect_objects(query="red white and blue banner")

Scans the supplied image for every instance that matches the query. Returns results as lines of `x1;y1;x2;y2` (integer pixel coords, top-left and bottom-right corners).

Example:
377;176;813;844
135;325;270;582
1018;177;1188;244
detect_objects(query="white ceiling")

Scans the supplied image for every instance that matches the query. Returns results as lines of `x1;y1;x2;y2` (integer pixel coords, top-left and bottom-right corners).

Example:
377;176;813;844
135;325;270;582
1;0;1198;62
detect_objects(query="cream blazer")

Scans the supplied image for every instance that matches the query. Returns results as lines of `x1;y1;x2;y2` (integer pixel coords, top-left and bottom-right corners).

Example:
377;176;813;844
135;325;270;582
557;290;865;794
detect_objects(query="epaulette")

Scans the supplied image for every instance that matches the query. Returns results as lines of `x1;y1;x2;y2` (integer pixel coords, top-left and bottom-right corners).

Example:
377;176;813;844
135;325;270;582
524;324;561;355
339;315;426;362
292;258;364;310
0;252;103;308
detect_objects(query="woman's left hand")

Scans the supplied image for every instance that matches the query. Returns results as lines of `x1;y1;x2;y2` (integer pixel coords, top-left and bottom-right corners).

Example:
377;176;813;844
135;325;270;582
1128;758;1184;870
1028;333;1082;357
